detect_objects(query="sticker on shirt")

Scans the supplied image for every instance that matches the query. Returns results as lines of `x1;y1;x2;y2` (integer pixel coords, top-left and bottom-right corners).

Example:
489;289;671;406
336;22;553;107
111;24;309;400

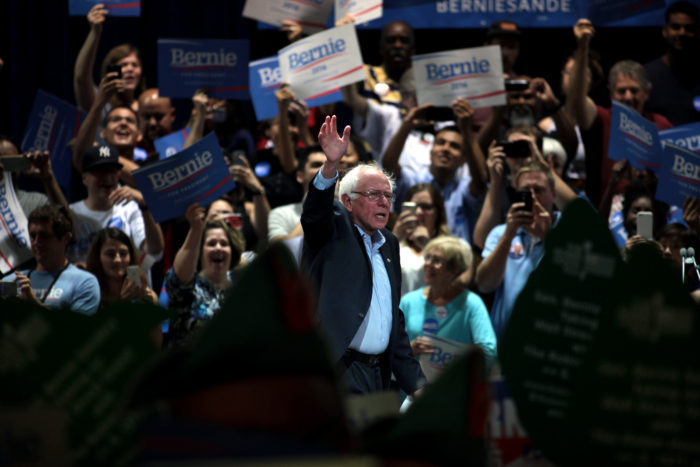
422;318;438;335
109;217;125;230
509;240;525;259
255;161;271;178
374;82;390;98
435;306;448;320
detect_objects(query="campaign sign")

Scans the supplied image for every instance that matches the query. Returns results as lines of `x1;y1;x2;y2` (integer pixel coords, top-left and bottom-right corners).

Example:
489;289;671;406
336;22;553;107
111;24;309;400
132;133;234;222
412;45;506;108
0;175;32;275
69;0;141;16
154;127;190;160
21;90;85;200
249;56;342;122
608;100;662;171
279;24;365;102
659;121;700;154
655;143;700;208
243;0;333;34
335;0;383;25
157;39;249;99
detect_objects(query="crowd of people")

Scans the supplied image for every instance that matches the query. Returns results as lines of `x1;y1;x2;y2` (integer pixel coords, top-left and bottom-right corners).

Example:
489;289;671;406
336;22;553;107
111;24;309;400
3;2;700;397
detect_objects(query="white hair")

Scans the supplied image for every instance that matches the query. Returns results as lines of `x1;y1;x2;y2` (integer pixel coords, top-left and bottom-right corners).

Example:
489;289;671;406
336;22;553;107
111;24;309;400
542;136;566;168
338;163;396;201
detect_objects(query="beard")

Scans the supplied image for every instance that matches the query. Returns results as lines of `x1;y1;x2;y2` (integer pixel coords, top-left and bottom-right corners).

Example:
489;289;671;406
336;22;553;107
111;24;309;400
506;105;536;128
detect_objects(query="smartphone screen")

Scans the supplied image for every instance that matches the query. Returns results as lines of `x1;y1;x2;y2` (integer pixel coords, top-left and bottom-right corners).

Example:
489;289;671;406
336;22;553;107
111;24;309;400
516;190;533;212
126;265;141;285
637;211;653;239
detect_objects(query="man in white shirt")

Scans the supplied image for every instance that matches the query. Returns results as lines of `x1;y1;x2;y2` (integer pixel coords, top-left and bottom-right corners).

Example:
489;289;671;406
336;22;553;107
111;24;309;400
68;144;163;265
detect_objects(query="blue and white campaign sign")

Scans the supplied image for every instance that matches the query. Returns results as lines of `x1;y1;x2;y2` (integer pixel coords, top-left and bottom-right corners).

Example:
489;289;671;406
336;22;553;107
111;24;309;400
656;143;700;208
243;0;334;34
249;56;342;122
335;0;383;25
157;39;249;100
279;24;365;102
660;122;700;154
0;175;32;275
132;133;235;223
412;45;505;108
69;0;141;16
608;101;662;171
21;90;85;201
154;127;190;160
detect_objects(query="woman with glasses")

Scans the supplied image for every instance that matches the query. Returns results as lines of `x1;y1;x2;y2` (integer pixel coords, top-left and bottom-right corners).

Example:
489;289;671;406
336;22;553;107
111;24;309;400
400;236;496;368
393;183;450;295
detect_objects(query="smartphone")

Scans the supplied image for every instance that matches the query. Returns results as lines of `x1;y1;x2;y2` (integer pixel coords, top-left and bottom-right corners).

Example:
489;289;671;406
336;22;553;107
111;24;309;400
0;281;17;297
1;155;31;172
421;106;455;122
230;150;247;167
106;63;122;80
401;201;418;228
637;211;653;239
126;265;141;285
505;79;530;91
225;214;243;229
499;140;531;159
516;190;533;212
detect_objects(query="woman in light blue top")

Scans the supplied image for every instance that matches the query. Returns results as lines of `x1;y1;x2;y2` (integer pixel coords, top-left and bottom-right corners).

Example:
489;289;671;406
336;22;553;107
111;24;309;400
400;236;497;368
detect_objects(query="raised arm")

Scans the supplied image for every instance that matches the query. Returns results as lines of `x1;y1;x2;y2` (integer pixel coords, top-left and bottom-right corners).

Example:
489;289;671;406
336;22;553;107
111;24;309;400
341;82;369;121
318;115;351;178
382;103;432;177
453;97;488;196
568;19;598;131
183;91;208;150
229;155;270;241
532;77;578;163
73;3;108;111
173;203;206;283
275;85;300;174
472;141;506;250
73;72;123;171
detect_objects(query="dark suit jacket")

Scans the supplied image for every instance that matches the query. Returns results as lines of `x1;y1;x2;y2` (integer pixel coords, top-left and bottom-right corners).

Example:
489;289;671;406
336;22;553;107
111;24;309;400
301;180;423;394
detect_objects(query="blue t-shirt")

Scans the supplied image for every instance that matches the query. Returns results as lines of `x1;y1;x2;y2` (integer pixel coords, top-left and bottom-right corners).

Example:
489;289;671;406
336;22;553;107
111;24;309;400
7;264;100;315
400;287;497;368
482;213;560;338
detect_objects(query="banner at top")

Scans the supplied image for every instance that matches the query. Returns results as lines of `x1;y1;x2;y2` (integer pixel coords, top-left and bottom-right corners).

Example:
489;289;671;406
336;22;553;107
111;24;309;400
278;24;365;102
243;0;334;34
157;39;249;100
412;45;506;108
69;0;141;16
346;0;678;28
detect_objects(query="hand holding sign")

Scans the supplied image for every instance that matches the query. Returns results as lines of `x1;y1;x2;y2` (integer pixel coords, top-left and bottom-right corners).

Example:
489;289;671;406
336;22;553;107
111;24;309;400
574;18;595;44
87;3;108;29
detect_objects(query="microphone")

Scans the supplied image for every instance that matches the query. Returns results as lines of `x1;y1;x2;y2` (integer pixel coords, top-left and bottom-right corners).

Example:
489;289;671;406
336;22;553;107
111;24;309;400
681;248;688;284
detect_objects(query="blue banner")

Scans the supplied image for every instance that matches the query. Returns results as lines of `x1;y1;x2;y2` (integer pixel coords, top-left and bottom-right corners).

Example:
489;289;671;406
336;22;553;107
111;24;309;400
158;39;250;100
659;122;700;154
132;132;235;222
68;0;141;16
20;90;85;201
249;55;342;122
154;127;190;160
608;101;663;172
656;143;700;207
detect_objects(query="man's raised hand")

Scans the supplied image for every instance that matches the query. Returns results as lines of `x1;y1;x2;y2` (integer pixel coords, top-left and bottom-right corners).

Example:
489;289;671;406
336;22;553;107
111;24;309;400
318;115;351;166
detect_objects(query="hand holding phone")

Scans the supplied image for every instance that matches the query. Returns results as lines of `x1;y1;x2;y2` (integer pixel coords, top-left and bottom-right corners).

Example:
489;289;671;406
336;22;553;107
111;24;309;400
636;211;653;239
499;140;531;159
106;64;122;81
516;190;533;212
126;265;141;286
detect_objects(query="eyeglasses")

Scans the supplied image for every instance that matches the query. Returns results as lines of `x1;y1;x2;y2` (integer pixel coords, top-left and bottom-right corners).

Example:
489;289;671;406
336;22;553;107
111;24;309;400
106;115;137;125
424;254;445;267
416;203;435;211
351;191;396;202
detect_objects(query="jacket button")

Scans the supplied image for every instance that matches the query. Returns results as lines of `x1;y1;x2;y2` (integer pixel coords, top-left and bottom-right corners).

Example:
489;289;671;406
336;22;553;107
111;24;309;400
358;313;365;318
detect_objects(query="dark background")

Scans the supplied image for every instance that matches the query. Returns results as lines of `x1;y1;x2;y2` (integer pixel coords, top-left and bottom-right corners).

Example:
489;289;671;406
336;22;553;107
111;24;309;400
0;0;670;144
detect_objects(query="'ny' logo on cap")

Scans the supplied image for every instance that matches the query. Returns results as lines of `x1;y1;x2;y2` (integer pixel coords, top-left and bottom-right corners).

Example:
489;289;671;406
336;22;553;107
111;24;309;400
99;146;111;158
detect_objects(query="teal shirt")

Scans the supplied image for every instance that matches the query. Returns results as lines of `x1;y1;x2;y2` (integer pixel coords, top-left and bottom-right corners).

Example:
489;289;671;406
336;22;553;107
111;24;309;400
400;287;497;368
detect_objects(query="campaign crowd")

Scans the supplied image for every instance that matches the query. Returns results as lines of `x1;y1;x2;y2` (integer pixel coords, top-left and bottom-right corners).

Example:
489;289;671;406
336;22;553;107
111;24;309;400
3;2;700;394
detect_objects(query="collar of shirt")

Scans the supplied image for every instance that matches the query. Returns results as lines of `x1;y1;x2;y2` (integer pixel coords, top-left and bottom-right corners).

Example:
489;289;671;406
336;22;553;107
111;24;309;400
354;225;386;253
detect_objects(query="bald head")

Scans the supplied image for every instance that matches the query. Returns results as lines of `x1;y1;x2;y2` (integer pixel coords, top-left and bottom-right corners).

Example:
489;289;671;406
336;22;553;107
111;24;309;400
138;88;175;144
